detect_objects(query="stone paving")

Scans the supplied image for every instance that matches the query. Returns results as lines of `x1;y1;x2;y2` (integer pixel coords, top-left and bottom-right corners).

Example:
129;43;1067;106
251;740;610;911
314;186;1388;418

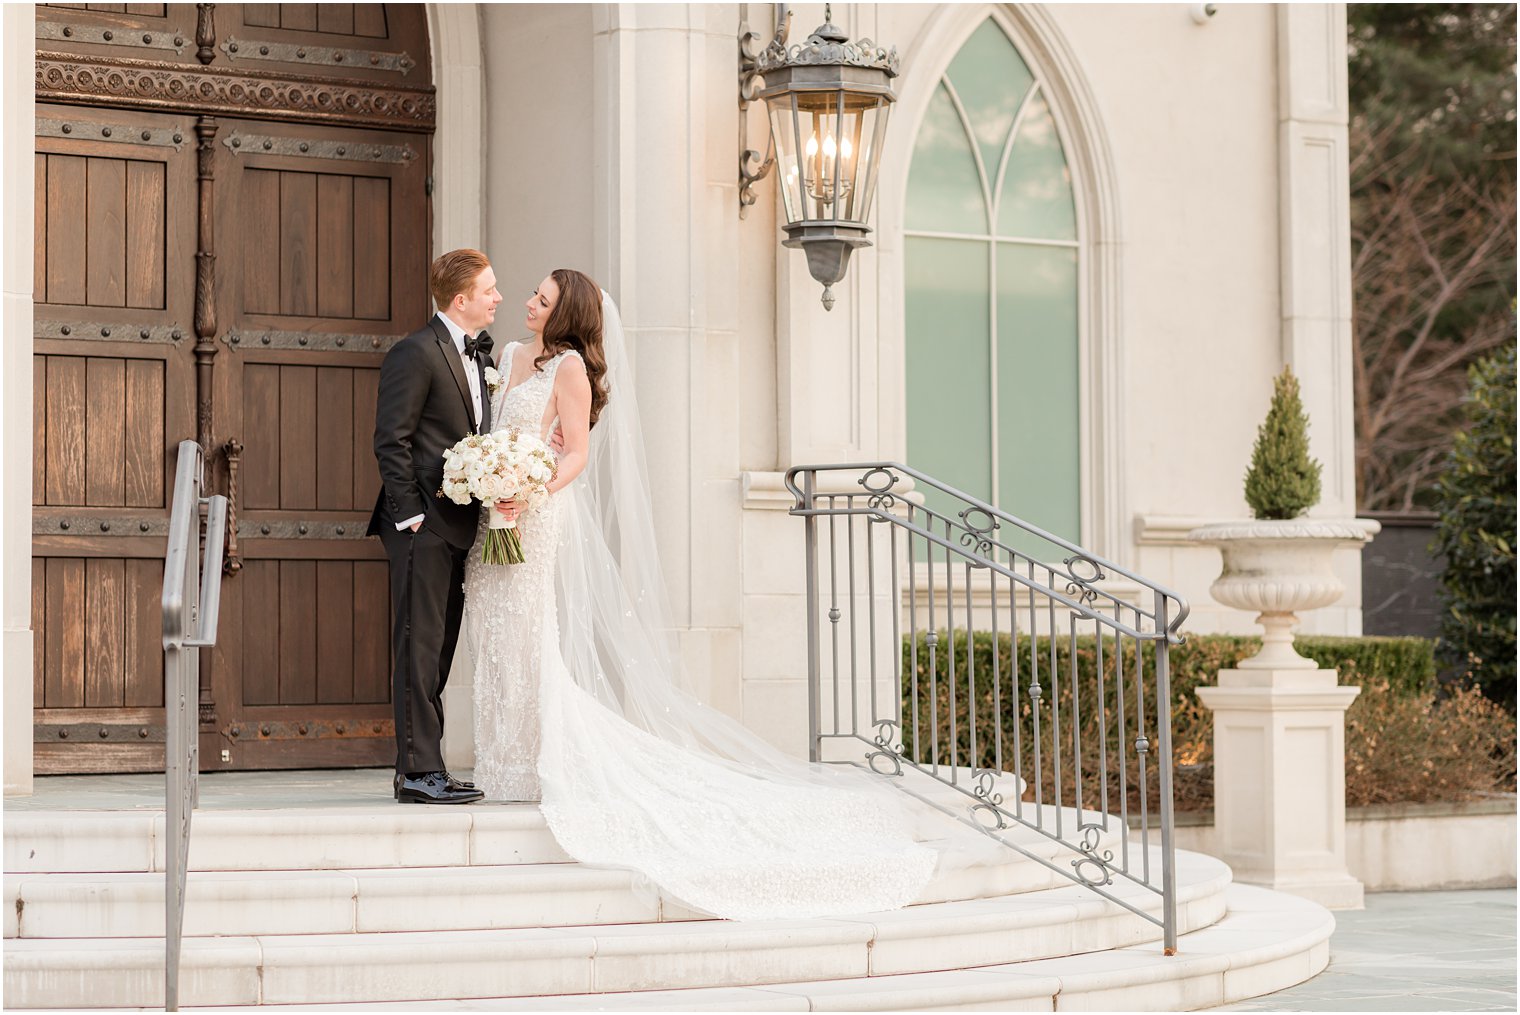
1214;889;1517;1012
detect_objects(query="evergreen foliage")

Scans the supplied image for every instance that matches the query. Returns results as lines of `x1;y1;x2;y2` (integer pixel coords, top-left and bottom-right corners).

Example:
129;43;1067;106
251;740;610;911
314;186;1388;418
1243;368;1323;520
1434;343;1517;710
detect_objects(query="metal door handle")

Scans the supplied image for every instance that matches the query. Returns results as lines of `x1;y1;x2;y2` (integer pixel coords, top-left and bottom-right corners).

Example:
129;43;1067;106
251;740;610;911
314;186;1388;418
222;437;242;575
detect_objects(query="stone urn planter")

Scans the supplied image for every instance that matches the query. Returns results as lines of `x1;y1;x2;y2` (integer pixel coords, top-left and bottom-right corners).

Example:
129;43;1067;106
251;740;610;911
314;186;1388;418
1188;518;1380;669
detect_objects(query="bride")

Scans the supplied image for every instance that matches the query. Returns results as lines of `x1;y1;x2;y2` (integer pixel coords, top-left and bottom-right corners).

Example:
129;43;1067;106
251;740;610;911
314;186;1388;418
462;269;962;920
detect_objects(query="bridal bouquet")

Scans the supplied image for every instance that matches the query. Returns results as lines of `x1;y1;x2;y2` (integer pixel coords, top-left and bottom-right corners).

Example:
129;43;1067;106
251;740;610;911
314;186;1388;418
439;428;557;564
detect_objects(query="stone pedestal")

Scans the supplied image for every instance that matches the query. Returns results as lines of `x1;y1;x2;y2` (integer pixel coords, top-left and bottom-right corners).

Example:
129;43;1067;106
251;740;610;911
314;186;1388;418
1197;666;1364;909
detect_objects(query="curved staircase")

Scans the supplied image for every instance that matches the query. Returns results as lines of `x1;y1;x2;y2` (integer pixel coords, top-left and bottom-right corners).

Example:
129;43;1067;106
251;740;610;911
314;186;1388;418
5;800;1332;1010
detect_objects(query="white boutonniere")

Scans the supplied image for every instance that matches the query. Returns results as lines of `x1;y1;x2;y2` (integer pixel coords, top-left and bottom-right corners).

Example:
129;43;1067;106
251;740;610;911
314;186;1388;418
484;366;503;394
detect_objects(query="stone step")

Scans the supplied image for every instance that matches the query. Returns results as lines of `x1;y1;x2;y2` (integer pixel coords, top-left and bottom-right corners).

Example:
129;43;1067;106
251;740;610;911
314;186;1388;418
1;850;1231;1009
6;838;1100;939
3;799;1118;878
250;885;1330;1013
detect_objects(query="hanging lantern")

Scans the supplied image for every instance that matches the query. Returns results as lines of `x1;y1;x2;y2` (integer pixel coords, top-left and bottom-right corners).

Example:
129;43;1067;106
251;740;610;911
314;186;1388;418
754;6;898;311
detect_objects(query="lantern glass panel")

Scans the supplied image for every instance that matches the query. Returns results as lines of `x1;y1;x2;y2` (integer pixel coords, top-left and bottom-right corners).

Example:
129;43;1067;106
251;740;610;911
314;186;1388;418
768;96;806;224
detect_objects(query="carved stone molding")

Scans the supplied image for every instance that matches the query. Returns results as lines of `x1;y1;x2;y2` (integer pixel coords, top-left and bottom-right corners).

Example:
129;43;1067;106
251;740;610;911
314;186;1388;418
36;52;437;133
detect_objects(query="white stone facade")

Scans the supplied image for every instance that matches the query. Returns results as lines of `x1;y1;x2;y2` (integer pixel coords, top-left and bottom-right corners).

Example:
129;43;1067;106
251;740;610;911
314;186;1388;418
3;3;1367;788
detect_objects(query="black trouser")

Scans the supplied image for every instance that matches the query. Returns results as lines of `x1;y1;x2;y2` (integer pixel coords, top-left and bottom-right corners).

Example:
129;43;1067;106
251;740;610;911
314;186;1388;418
379;522;467;775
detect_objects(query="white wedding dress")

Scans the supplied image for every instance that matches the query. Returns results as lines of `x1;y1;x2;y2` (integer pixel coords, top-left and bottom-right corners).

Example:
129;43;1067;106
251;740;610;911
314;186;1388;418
463;311;952;921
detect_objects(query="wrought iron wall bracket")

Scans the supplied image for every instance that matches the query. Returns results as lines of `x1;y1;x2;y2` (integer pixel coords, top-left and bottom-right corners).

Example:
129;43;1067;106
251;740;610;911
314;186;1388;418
737;4;787;216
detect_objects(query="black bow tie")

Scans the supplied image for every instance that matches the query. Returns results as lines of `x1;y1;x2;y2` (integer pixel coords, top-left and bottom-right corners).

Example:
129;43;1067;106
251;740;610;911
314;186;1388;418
464;331;493;359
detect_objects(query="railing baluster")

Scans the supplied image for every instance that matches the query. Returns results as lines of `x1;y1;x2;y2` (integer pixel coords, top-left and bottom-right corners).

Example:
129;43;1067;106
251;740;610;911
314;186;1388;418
828;497;841;737
1115;603;1131;873
1028;557;1043;829
1135;603;1151;884
945;517;958;785
803;473;821;761
989;557;1002;775
1096;613;1110;828
847;503;859;736
866;506;879;729
1048;578;1062;840
908;509;920;765
1069;612;1082;822
927;520;939;776
1008;566;1022;822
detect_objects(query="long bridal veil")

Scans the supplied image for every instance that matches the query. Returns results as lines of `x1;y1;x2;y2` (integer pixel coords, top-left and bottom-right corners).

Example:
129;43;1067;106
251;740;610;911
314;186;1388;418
534;292;998;920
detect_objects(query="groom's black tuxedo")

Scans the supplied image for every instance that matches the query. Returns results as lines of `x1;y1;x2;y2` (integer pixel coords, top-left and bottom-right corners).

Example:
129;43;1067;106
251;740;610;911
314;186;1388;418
368;315;493;548
369;314;493;776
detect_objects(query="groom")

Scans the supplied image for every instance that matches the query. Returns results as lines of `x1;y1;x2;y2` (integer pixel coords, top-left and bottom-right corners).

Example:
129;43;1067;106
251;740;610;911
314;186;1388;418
368;249;500;804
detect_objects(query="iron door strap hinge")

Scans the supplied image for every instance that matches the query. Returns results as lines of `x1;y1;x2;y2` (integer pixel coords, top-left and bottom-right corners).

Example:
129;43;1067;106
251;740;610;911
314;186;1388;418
37;723;167;744
218;36;416;74
34;513;171;536
425;174;433;197
224;719;394;741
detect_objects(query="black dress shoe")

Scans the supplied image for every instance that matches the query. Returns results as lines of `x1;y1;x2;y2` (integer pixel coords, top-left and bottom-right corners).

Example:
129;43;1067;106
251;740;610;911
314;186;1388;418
443;770;476;791
397;771;484;805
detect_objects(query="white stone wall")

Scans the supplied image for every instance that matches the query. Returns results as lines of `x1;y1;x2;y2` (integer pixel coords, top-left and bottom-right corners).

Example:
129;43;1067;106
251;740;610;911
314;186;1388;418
440;2;1365;759
1;2;1369;786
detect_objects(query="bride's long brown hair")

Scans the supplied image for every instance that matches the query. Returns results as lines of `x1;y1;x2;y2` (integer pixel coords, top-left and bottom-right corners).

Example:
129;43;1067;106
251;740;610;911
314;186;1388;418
537;268;610;428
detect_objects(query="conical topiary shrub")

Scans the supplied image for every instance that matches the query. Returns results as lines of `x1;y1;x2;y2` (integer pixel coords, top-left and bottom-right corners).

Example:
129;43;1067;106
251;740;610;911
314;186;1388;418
1243;367;1323;520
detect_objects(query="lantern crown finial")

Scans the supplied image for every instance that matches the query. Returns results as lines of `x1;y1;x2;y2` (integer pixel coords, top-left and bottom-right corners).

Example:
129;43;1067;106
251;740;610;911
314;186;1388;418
809;5;849;46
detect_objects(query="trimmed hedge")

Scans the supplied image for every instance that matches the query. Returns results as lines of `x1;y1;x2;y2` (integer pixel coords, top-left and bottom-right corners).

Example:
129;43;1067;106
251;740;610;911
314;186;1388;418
897;632;1505;813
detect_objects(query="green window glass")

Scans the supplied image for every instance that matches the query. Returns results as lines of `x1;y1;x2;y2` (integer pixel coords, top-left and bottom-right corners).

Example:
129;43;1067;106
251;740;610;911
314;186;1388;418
904;17;1079;558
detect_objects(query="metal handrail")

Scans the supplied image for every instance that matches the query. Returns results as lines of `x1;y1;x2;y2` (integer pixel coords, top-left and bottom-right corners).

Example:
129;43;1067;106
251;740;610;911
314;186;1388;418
786;462;1188;954
784;462;1191;639
160;440;228;1011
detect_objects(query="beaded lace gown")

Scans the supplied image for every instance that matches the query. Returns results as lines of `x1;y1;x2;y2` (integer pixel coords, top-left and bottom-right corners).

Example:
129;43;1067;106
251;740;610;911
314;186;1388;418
463;343;939;920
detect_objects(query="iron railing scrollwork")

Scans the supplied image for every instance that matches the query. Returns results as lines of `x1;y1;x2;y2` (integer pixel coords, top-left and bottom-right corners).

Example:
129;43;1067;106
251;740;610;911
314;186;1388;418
161;441;228;1011
786;462;1189;954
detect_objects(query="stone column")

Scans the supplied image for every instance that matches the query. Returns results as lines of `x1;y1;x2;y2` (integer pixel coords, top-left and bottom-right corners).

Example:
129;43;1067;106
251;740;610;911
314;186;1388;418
3;3;36;796
1197;663;1364;909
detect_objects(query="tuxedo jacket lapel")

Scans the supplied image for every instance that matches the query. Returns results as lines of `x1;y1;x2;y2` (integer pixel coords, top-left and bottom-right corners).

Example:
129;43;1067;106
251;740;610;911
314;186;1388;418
429;315;478;432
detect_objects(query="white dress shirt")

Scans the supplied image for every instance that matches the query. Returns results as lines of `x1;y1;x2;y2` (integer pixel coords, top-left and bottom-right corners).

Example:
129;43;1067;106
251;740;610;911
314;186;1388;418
395;311;484;531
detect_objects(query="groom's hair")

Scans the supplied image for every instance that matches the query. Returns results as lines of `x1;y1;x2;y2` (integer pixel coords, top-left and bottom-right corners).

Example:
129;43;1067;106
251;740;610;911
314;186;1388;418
430;249;492;311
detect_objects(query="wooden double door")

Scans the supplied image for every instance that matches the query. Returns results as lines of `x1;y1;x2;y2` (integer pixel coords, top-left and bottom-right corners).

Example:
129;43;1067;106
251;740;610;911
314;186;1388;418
32;3;435;772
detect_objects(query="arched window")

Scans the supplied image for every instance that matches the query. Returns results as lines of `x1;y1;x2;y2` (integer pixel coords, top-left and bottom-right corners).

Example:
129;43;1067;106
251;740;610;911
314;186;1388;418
905;17;1079;556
